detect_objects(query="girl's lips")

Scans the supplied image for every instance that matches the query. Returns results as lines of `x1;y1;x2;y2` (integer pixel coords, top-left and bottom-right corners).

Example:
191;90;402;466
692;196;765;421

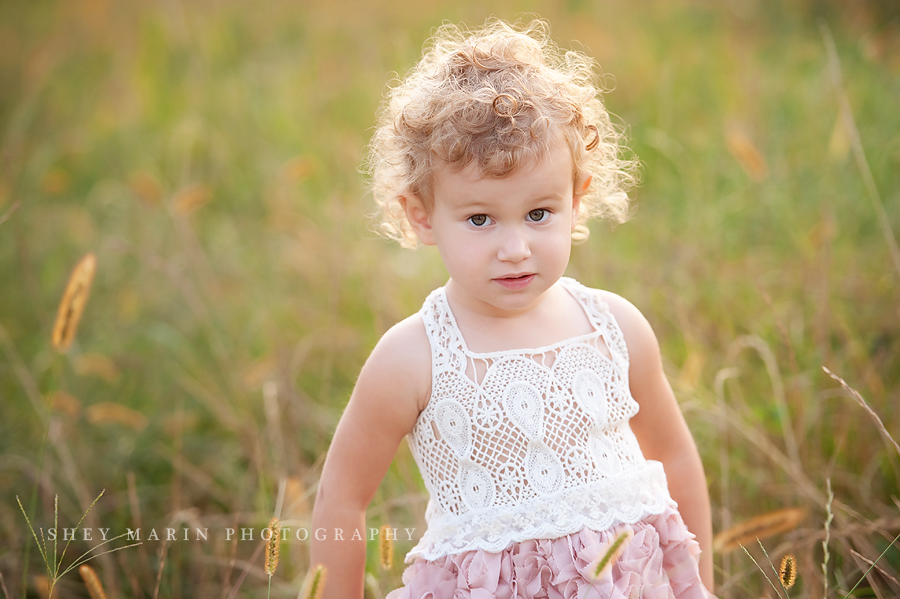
494;273;535;290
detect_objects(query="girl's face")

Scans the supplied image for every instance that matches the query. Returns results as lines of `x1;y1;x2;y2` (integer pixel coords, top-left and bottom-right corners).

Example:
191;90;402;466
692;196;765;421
403;134;585;318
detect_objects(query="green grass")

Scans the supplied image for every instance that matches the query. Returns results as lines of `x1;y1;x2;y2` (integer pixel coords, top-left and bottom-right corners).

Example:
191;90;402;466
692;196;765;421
1;0;898;597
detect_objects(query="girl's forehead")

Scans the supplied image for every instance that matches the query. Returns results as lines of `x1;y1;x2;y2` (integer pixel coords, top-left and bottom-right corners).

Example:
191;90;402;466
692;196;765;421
429;138;576;210
434;132;574;185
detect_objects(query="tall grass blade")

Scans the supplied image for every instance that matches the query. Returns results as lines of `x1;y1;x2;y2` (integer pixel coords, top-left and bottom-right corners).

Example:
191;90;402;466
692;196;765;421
15;495;50;570
61;533;142;575
842;532;900;599
756;539;791;598
57;490;105;576
741;541;785;599
823;478;834;598
819;21;900;282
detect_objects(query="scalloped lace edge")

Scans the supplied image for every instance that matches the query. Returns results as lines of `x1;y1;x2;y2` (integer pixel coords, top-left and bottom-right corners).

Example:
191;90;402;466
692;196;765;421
405;461;673;563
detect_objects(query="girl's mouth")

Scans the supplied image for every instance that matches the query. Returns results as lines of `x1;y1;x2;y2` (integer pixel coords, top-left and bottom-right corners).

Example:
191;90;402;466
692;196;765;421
494;273;535;290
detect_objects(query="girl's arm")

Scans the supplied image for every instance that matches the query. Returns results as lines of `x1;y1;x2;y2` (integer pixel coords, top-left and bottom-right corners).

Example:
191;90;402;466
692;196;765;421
603;293;715;592
310;314;431;599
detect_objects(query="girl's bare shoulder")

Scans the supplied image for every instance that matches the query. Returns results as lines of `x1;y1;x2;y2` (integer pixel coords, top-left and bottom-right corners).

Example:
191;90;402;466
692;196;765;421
360;311;433;413
593;289;663;366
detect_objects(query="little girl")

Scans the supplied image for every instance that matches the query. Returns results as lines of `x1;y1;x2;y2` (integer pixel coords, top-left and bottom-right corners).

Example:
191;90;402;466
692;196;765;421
310;19;716;599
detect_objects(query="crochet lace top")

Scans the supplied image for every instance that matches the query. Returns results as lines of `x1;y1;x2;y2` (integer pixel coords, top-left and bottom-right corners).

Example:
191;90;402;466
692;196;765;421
405;277;674;562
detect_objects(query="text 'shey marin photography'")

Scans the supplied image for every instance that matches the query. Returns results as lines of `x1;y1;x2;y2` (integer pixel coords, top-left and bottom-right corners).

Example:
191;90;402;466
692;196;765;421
39;526;419;543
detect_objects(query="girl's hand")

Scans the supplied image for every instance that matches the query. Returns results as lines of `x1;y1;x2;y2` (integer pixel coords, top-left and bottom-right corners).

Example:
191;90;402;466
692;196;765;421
310;313;431;599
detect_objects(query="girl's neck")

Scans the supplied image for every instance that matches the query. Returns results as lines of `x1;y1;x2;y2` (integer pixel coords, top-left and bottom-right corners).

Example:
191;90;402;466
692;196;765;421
443;278;595;354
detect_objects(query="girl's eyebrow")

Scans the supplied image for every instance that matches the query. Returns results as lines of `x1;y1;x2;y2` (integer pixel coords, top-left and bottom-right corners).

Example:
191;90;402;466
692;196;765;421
453;193;567;210
450;198;495;211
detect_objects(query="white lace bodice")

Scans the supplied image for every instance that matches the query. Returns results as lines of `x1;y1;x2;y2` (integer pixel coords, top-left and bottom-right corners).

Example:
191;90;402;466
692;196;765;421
405;277;674;562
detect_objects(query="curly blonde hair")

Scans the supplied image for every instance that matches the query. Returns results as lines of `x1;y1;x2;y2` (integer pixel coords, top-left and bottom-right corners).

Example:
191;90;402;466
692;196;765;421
366;18;637;248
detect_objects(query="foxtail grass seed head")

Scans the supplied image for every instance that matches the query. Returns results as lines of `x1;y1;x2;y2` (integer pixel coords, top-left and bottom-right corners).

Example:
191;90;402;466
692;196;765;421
379;524;394;569
779;554;797;589
713;507;806;554
302;565;326;599
591;529;633;580
79;565;108;599
264;517;280;576
51;252;96;353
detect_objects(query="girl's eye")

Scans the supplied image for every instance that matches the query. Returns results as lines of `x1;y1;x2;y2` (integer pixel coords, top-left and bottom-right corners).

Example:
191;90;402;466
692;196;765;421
527;209;547;222
468;214;489;227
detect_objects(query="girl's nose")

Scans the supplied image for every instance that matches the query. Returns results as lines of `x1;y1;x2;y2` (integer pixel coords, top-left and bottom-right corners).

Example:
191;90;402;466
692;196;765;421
497;227;531;263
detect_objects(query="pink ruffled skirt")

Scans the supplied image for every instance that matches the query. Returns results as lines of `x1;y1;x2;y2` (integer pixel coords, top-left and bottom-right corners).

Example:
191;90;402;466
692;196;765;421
387;506;715;599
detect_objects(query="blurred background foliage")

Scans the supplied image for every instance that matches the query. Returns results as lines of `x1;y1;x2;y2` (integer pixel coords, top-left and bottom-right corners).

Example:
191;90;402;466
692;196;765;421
1;0;898;597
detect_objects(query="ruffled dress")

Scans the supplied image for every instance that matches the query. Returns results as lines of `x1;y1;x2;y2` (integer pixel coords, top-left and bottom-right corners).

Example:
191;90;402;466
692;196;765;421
388;279;715;599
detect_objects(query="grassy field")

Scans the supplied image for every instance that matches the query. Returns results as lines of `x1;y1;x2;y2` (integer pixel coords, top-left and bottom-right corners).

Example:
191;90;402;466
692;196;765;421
1;0;899;597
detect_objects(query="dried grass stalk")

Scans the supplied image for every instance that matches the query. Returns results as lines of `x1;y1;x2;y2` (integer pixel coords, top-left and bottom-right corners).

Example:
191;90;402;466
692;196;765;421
714;508;806;554
0;200;20;227
726;124;769;182
51;252;96;353
86;403;148;430
822;478;833;598
301;565;326;599
265;517;280;576
33;575;57;599
850;549;899;587
379;524;394;570
591;529;633;580
822;366;900;458
51;391;82;417
74;353;121;383
79;565;108;599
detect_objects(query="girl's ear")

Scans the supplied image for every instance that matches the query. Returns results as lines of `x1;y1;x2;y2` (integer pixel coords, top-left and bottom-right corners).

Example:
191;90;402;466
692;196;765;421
572;175;592;229
399;194;436;246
